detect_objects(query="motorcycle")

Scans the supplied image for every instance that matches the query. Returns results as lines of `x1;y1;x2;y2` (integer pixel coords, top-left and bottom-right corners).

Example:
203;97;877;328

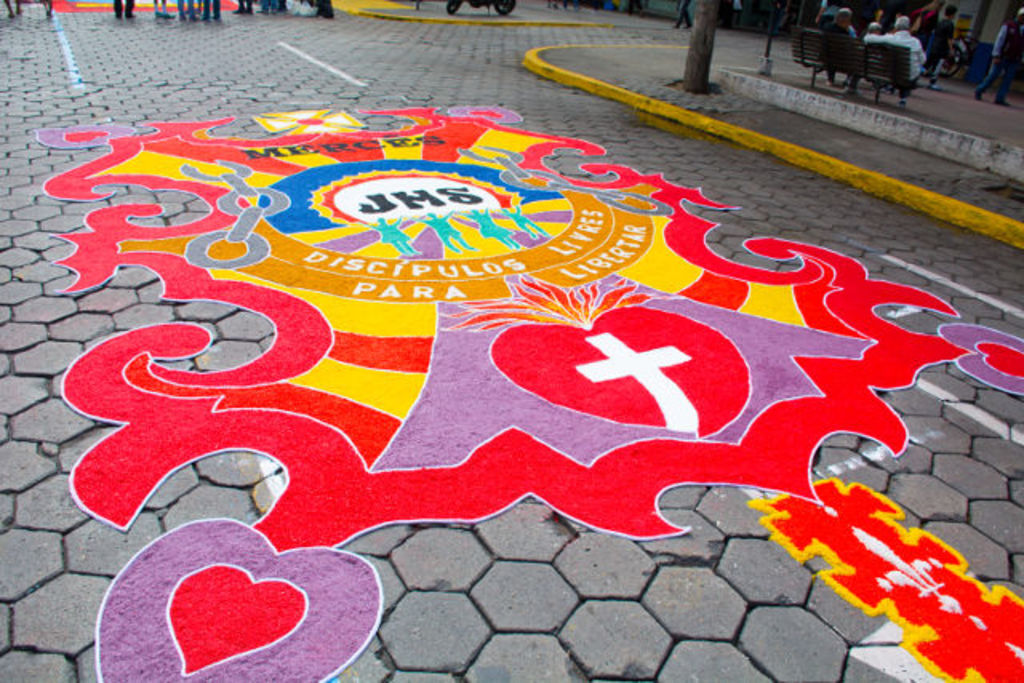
939;31;976;78
446;0;515;15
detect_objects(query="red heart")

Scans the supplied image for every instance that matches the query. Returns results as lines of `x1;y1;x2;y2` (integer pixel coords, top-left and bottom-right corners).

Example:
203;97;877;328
64;131;107;143
977;342;1024;377
492;307;749;437
169;565;306;674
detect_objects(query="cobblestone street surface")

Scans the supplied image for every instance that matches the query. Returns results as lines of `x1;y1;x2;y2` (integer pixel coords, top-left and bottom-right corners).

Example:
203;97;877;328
2;2;1024;681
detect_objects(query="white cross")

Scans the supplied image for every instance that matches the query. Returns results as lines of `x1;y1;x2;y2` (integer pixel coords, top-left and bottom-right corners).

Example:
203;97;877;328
575;332;699;433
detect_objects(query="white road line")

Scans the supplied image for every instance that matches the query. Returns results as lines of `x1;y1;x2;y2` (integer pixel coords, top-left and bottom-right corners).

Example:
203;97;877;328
879;254;1024;322
52;14;85;90
277;42;367;87
915;379;1023;445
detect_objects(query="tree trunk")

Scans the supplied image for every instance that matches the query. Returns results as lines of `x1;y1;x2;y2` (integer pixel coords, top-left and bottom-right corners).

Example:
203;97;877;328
683;0;721;93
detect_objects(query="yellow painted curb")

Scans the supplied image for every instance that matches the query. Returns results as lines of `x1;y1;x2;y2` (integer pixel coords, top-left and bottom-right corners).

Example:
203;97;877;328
523;44;1024;250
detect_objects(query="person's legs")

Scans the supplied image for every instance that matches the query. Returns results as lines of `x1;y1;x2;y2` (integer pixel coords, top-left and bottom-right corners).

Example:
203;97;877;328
125;0;134;16
975;61;1005;98
114;0;123;17
994;61;1018;104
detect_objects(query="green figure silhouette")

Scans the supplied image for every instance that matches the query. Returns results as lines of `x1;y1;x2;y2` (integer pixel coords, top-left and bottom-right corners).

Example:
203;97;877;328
369;218;419;256
468;210;521;250
420;213;477;254
504;204;548;239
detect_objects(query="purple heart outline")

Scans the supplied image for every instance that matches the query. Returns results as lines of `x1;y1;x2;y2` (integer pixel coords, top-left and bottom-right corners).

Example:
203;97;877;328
939;323;1024;395
96;519;381;682
34;124;136;150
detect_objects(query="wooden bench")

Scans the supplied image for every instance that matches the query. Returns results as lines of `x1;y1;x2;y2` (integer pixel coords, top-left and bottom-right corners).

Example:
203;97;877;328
864;41;917;103
792;28;916;103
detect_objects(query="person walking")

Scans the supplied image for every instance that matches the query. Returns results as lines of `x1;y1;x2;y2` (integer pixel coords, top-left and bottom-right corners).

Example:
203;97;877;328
975;7;1024;105
674;0;691;28
923;4;957;89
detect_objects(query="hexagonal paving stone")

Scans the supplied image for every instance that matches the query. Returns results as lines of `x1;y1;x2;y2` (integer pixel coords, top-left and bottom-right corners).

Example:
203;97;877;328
15;474;87;532
554;533;655;598
76;646;97;683
144;466;199;509
77;288;137;314
216;311;274;341
924;521;1009;580
559;601;671;679
931;454;1007;499
658;641;769;682
0;282;42;306
0;651;75;681
888;474;967;522
10;400;94;443
904;416;971;454
0;376;49;415
973;438;1024;478
337;638;391;681
639;510;724;565
12;340;82;376
696;486;770;537
641;566;747;640
391;528;491;591
740;606;847;682
391;673;455;682
13;573;110;654
471;561;578;632
466;634;585;682
176;301;234;322
380;592;490;672
0;529;64;600
970;501;1024;553
13;296;77;324
717;538;812;605
195;450;264;487
162;483;256;530
64;513;163;577
805;578;887;644
0;441;57;492
364;556;406;614
112;303;175;329
475;502;573;561
342;524;414;557
48;313;115;343
656;484;706;510
0;322;47;352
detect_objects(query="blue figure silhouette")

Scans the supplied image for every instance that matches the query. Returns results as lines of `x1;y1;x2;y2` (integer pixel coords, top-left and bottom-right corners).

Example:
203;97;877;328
468;210;521;250
369;218;418;256
420;213;477;254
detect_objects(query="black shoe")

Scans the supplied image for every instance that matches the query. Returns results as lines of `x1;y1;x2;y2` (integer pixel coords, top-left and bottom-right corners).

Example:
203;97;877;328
994;100;1010;106
974;90;982;100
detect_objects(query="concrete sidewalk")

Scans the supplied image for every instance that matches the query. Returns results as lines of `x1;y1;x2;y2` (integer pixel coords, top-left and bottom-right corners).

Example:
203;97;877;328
337;0;1024;241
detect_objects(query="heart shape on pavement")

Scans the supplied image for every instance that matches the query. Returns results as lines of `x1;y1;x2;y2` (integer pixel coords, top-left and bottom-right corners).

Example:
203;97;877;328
98;519;381;681
64;130;108;144
976;342;1024;378
169;565;307;674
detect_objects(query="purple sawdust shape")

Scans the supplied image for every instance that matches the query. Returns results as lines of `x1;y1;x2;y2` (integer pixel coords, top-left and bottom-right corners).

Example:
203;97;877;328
372;287;869;472
316;231;379;254
97;520;379;682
